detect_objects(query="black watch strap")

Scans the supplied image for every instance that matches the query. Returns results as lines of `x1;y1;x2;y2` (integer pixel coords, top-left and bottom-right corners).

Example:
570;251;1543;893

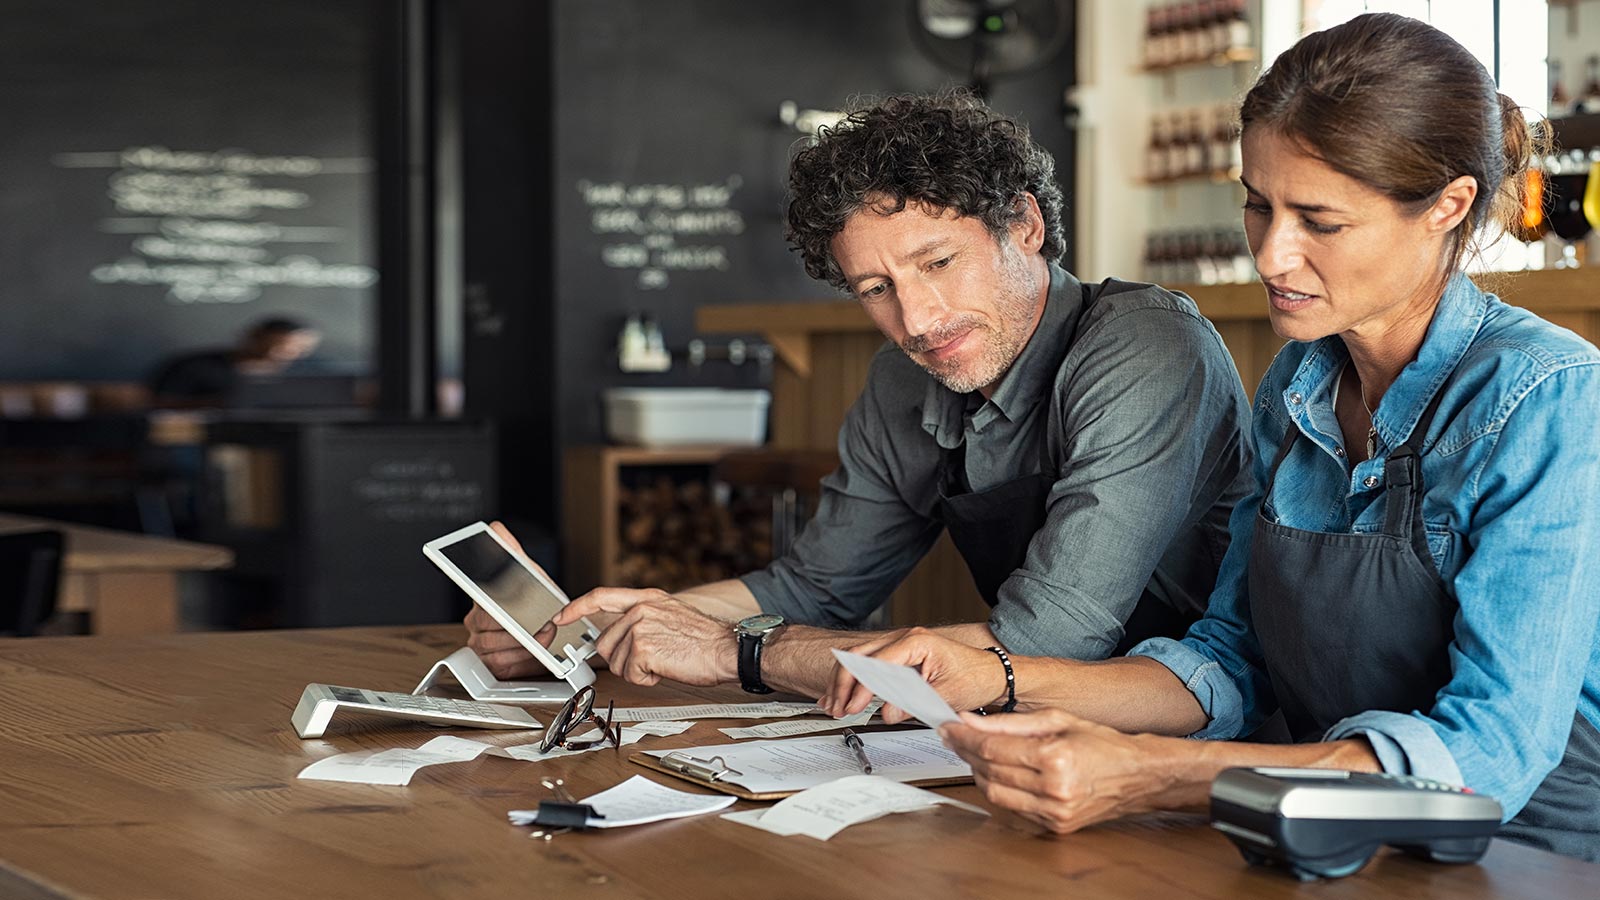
737;631;774;694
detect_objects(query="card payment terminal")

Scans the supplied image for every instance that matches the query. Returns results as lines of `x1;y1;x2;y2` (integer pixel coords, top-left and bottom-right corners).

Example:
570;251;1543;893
1209;767;1503;880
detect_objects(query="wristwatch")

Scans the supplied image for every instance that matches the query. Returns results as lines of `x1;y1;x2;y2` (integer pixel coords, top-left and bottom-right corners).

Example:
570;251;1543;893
734;613;786;694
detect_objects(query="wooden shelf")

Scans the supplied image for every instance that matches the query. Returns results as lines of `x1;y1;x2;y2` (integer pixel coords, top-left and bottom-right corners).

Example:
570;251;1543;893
1139;46;1257;74
1142;166;1242;187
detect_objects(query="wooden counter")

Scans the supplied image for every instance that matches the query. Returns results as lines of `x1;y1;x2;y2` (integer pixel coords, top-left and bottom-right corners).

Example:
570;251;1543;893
698;267;1600;627
0;512;233;634
0;625;1592;899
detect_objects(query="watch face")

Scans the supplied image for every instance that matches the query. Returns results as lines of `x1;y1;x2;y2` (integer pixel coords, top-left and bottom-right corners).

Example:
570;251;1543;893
738;613;785;636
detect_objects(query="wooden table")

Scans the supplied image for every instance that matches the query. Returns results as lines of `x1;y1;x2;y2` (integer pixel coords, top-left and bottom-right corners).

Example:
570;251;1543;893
0;626;1592;899
0;512;233;634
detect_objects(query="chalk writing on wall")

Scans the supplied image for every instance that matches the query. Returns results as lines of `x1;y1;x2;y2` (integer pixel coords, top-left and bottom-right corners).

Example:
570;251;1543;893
577;176;745;290
55;146;379;304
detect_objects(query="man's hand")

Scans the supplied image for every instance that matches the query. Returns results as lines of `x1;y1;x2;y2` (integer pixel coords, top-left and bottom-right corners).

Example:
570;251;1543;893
819;627;1007;722
939;709;1158;834
551;587;738;687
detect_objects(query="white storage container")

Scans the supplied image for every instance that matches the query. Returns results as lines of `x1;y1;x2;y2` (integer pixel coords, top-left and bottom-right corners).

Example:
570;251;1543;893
602;387;771;447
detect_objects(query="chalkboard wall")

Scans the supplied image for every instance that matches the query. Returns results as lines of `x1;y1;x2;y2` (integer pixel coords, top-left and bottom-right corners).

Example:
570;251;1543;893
552;0;1078;447
0;0;380;381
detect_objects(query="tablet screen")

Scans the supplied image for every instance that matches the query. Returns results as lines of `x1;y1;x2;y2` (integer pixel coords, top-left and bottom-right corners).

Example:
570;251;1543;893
436;531;593;658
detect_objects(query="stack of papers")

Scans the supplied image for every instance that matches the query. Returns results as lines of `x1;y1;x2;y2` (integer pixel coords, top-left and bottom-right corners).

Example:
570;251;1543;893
718;700;882;739
724;775;987;840
509;776;735;829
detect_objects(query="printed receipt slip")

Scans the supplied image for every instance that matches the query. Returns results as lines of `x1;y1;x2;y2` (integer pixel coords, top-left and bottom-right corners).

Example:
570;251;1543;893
632;728;972;800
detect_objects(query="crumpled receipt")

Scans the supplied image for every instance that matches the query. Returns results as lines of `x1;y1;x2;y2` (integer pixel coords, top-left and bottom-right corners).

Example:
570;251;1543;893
723;774;988;840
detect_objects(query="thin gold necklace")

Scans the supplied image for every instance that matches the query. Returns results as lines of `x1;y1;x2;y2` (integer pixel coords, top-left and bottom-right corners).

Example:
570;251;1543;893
1356;372;1379;460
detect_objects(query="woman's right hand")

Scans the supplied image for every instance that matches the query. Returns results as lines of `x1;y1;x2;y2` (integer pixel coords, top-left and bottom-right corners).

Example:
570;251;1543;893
819;627;1008;723
940;708;1164;834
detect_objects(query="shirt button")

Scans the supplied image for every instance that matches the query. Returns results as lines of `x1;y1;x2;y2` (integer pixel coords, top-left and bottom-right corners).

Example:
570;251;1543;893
1363;475;1379;489
1288;392;1303;405
1334;446;1345;458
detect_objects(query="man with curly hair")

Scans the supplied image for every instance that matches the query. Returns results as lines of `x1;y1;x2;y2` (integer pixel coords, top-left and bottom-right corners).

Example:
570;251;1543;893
467;92;1251;704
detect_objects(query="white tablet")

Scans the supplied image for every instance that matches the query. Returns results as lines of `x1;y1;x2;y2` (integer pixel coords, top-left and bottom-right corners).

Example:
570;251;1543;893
423;522;599;692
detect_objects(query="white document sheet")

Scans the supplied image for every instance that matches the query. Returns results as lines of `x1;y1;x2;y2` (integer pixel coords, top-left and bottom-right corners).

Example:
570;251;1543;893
508;775;738;829
609;702;819;723
718;702;881;740
830;649;960;727
643;728;969;795
723;775;987;840
297;735;496;786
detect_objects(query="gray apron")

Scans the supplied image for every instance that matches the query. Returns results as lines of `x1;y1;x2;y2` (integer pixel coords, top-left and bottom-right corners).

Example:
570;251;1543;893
1250;392;1600;860
934;435;1196;656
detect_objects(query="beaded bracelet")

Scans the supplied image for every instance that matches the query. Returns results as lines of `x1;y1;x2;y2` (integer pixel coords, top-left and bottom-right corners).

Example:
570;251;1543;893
984;645;1017;713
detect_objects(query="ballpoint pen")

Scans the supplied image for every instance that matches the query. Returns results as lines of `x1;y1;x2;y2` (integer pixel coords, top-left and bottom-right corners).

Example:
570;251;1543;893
842;727;874;774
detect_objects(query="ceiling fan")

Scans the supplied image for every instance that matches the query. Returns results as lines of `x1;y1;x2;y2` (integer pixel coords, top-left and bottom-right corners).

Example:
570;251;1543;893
911;0;1074;98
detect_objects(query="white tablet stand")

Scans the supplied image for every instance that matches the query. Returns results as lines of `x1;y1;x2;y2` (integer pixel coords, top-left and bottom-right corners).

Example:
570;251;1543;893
414;646;593;704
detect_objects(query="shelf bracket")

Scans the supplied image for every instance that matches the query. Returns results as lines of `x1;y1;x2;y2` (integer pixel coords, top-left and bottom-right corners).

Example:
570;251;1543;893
765;331;812;378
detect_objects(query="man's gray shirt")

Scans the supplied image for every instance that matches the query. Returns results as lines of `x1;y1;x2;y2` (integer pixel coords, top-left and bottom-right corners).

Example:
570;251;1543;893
740;263;1253;660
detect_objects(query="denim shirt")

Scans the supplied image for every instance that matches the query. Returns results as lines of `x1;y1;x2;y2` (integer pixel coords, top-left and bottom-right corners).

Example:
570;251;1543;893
1131;273;1600;820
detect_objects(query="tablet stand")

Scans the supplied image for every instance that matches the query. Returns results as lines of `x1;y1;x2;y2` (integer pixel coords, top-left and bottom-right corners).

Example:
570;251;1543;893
414;646;591;703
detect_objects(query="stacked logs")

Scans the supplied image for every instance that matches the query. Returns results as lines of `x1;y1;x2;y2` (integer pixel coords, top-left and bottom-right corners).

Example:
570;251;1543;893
613;474;774;590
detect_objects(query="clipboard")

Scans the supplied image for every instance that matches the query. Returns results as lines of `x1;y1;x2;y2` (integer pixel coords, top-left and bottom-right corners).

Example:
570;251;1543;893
629;730;975;800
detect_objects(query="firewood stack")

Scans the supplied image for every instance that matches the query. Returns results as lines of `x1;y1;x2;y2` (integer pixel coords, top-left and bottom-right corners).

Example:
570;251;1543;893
613;473;774;590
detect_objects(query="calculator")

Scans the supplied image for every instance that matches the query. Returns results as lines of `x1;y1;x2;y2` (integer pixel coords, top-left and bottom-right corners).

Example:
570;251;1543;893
291;683;543;738
1209;767;1503;880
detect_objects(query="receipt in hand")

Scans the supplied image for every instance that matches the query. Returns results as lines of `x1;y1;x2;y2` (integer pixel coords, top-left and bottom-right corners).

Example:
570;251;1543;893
830;649;960;727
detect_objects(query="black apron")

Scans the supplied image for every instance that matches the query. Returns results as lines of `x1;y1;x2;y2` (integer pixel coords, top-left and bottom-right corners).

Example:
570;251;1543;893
1250;392;1600;860
933;433;1195;656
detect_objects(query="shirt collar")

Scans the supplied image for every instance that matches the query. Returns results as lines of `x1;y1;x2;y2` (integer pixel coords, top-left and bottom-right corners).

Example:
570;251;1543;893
1284;272;1489;452
920;262;1083;448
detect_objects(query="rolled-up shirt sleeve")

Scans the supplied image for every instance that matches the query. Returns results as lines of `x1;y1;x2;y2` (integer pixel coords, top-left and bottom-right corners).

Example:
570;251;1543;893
740;375;943;627
989;305;1250;659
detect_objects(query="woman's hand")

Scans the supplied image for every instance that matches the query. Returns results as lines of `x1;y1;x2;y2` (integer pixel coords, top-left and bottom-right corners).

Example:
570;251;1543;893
939;708;1167;834
819;627;1007;723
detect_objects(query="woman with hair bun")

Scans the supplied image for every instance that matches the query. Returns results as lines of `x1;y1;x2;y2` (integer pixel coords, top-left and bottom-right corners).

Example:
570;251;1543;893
822;13;1600;860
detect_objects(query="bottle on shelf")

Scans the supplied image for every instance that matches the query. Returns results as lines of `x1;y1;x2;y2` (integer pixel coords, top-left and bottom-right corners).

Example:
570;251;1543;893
1173;2;1198;66
1225;0;1251;55
1550;60;1571;118
1147;115;1171;182
1579;56;1600;116
1185;108;1207;176
1142;7;1161;70
1205;0;1229;62
1208;104;1234;176
1165;110;1192;180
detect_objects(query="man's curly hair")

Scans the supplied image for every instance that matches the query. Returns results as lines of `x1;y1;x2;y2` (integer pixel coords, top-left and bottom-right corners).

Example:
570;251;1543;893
785;91;1066;292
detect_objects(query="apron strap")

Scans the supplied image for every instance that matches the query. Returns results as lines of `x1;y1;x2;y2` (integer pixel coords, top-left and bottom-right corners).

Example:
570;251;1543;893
1260;414;1301;504
1379;386;1451;581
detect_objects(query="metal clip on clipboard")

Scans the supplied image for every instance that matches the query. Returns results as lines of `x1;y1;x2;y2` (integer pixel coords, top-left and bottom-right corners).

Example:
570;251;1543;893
659;752;745;783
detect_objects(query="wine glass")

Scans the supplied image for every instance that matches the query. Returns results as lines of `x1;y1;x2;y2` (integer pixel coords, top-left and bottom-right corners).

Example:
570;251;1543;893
1546;152;1593;269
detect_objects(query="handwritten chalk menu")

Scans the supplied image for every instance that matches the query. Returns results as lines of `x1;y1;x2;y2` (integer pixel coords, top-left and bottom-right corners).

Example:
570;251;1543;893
0;0;379;380
349;454;486;524
63;146;377;305
578;177;747;290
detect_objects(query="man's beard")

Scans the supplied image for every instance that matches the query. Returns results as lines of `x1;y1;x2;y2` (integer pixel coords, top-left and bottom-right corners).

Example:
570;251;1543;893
900;262;1039;394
